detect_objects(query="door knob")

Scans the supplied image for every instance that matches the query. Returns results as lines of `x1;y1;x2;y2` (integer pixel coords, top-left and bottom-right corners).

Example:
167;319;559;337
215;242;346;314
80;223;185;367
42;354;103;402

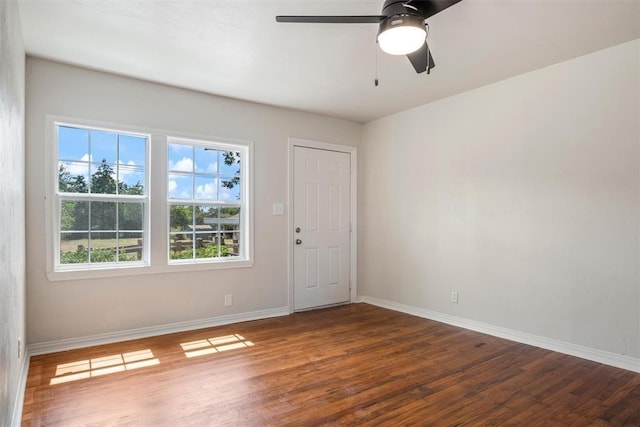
295;227;301;233
296;239;302;245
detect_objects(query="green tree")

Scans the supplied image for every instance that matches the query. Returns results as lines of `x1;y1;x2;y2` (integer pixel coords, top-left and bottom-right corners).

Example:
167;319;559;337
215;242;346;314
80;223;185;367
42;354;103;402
58;164;88;193
91;160;117;194
118;180;144;196
170;205;192;232
118;202;143;238
221;151;240;193
89;160;118;239
59;165;89;240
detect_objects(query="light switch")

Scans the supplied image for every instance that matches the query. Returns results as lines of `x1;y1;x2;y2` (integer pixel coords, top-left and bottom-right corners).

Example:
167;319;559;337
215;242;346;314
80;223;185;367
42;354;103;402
273;202;284;216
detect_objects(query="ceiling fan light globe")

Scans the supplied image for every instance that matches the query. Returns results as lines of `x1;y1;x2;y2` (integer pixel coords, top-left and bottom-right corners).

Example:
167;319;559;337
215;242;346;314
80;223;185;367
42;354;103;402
377;16;426;55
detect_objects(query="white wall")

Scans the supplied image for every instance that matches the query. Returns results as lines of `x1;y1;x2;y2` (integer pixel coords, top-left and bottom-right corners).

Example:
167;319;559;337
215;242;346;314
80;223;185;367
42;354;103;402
359;40;640;359
25;58;361;344
0;0;26;424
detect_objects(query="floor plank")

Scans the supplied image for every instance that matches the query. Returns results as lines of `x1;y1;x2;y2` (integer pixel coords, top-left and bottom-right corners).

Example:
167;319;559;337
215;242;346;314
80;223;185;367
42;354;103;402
22;303;640;426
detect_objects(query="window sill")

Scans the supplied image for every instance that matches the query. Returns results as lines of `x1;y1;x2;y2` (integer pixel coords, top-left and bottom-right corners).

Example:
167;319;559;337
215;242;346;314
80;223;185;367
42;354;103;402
46;259;254;282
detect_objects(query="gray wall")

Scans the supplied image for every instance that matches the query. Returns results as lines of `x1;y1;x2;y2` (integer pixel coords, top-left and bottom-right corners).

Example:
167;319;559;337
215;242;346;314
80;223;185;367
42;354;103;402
25;58;362;344
359;40;640;358
0;0;26;424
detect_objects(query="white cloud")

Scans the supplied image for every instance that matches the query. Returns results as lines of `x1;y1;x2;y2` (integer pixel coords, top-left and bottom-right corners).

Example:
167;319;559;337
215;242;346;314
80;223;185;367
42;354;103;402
195;161;218;174
59;154;92;176
116;159;139;180
169;157;193;172
168;179;191;199
219;185;234;201
195;181;217;200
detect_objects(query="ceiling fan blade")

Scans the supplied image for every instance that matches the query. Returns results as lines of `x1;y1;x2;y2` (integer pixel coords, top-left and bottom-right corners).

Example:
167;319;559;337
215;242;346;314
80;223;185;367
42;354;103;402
276;15;384;24
406;0;463;20
407;42;435;74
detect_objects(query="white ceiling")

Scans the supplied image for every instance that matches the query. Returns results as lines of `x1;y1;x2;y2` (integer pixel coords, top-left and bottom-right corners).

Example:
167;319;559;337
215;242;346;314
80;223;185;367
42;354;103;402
17;0;640;123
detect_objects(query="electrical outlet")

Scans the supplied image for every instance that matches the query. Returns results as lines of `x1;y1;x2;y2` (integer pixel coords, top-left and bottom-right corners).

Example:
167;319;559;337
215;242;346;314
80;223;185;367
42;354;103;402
224;294;233;307
451;291;459;304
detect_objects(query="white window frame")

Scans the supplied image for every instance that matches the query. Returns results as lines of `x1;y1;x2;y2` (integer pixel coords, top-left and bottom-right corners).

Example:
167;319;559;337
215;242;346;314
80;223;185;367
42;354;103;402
48;119;151;275
166;137;251;266
45;116;254;282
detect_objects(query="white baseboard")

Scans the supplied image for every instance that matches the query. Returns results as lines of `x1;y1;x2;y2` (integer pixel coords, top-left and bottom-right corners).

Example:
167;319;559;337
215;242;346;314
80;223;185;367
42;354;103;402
10;347;30;427
358;295;640;373
28;306;290;356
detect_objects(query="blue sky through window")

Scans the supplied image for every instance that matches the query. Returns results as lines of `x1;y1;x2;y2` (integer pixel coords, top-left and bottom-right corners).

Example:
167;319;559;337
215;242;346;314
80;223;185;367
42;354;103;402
58;126;146;191
168;142;240;201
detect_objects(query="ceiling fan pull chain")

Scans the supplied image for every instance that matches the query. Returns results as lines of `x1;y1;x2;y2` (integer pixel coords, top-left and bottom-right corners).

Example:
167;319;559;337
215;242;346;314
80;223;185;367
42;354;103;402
375;40;380;87
426;41;431;74
425;23;430;74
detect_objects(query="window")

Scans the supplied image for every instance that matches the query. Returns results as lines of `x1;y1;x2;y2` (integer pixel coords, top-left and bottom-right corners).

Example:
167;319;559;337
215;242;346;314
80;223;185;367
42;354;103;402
167;139;246;263
49;117;252;278
55;124;148;270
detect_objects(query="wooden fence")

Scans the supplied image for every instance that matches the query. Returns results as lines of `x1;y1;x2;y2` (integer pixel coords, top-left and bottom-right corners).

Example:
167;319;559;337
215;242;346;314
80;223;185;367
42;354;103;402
76;236;239;260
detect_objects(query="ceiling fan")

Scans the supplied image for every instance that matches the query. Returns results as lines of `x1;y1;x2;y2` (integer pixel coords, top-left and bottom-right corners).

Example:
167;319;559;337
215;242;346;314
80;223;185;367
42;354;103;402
276;0;463;75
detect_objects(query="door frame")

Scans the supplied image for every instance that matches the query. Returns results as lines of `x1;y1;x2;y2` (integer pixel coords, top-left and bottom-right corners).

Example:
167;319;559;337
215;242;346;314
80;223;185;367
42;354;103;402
288;138;358;313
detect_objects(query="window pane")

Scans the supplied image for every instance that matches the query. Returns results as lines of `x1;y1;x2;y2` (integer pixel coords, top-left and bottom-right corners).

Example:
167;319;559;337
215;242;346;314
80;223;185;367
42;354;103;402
168;174;193;200
194;176;217;201
58;161;89;193
195;231;215;243
118;232;142;262
170;205;193;232
55;123;149;271
197;206;219;230
195;146;217;173
91;130;117;164
59;234;89;264
219;151;240;175
91;201;117;231
194;206;216;248
119;134;146;169
60;200;89;231
195;234;218;260
118;164;145;195
167;139;247;265
219;176;240;201
169;204;194;259
220;207;240;231
58;126;89;162
220;207;240;257
90;161;117;194
170;236;194;260
195;245;215;259
222;232;240;257
118;202;143;231
89;232;117;263
168;143;193;172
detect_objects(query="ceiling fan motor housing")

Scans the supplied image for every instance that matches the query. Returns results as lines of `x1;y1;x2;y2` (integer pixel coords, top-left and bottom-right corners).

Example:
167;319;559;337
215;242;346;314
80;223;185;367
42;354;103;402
381;0;424;17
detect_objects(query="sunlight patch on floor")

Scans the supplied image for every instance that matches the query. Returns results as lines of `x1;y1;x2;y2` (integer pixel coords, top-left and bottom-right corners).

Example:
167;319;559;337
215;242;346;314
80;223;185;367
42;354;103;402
180;334;254;358
50;349;159;385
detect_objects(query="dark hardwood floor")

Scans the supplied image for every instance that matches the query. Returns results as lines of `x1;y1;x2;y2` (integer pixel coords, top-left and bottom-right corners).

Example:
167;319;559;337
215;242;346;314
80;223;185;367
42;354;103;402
22;303;640;426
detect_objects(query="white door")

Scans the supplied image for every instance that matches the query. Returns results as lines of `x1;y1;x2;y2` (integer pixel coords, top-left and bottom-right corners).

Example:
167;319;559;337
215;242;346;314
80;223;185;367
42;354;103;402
293;146;351;311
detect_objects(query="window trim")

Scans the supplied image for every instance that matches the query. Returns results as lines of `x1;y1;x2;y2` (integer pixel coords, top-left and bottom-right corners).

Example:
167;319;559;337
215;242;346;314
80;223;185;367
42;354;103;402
45;115;254;282
50;119;151;273
166;136;250;265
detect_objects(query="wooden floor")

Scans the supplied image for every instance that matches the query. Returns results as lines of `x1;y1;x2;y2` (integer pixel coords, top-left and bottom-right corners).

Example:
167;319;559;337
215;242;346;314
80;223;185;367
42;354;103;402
23;304;640;426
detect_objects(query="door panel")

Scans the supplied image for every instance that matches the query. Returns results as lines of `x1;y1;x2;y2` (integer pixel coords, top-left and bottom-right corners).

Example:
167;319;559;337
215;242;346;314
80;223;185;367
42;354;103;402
293;146;350;310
